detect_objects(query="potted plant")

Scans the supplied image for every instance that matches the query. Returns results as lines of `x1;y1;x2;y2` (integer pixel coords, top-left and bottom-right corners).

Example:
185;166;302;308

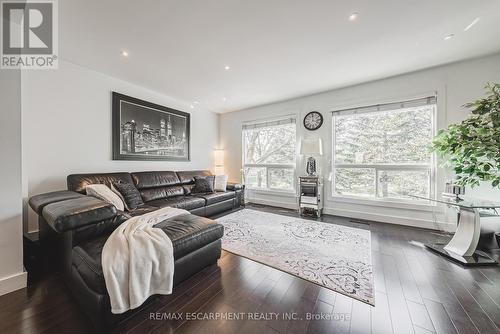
431;83;500;191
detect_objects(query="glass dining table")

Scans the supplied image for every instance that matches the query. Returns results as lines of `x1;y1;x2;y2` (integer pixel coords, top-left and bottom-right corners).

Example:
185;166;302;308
410;195;500;266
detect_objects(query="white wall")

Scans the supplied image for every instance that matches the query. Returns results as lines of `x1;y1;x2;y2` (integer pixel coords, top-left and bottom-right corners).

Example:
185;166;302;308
22;60;219;232
0;69;27;295
220;53;500;231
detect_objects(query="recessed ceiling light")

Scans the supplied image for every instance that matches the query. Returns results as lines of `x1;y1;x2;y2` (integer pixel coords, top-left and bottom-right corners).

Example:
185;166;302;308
224;65;231;70
349;12;358;21
221;97;227;102
464;17;480;31
444;34;454;41
121;50;129;57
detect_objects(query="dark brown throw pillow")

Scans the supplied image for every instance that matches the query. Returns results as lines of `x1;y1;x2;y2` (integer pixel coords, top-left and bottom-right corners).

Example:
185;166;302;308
192;175;215;193
112;182;144;211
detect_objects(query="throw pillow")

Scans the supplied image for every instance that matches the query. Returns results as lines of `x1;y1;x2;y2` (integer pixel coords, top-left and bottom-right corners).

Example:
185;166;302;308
112;182;144;211
86;184;125;211
192;175;215;193
110;183;131;211
214;175;228;192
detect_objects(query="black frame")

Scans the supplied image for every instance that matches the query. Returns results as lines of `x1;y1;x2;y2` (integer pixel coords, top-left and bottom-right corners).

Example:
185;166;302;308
112;92;190;161
303;111;323;131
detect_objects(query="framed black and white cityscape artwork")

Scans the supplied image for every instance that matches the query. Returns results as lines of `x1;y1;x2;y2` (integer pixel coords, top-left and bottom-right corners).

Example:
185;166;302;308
112;92;190;161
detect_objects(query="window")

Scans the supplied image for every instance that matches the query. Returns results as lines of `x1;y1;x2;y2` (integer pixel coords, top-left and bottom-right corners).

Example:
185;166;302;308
242;117;296;192
332;96;436;201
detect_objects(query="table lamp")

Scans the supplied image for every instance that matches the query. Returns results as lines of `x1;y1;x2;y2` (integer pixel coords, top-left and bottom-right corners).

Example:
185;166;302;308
300;138;323;176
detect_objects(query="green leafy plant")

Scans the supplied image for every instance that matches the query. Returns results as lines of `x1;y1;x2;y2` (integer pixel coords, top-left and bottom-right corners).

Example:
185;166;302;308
431;83;500;188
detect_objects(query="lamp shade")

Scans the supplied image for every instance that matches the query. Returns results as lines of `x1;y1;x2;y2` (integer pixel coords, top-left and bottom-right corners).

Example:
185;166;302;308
300;138;323;156
214;150;224;166
214;149;224;166
214;149;225;175
214;166;225;175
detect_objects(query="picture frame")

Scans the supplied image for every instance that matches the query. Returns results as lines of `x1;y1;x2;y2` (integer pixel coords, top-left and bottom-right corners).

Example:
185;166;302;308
112;92;190;161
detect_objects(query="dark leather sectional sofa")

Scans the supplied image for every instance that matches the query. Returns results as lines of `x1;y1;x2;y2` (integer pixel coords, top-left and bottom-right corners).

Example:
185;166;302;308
28;170;243;329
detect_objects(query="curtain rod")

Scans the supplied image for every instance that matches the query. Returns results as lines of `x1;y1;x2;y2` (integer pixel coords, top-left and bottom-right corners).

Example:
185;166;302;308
331;94;437;114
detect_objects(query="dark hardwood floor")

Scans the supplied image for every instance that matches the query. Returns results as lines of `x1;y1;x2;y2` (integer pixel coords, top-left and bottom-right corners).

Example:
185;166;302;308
2;204;500;334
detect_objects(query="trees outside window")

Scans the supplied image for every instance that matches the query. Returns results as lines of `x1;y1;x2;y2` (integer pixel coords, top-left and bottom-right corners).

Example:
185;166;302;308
332;99;436;200
243;118;296;191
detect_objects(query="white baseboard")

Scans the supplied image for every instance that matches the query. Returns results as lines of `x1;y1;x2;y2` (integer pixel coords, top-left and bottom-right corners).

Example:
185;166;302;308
247;198;455;232
0;271;27;296
247;198;297;210
324;207;455;232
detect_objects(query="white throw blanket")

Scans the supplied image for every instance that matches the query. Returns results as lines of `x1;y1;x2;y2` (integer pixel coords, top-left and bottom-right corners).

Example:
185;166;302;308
102;206;189;314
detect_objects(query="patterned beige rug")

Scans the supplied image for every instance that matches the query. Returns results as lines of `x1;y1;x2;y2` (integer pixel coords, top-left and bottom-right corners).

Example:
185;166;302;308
217;209;374;305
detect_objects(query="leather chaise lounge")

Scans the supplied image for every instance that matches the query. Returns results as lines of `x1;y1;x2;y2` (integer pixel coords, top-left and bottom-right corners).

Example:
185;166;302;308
28;170;244;329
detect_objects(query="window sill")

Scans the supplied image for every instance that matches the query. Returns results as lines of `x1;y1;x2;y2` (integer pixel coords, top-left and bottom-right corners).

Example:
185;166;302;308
328;194;441;212
246;188;297;197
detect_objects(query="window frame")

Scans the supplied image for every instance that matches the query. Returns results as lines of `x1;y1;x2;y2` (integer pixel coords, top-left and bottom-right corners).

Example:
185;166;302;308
331;101;437;204
242;116;298;193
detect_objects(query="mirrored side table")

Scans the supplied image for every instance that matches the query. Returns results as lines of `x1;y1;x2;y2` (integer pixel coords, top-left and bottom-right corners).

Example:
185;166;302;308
411;195;500;266
298;176;323;217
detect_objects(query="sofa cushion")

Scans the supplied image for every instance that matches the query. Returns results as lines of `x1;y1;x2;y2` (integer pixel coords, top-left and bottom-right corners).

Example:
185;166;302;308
214;175;228;192
131;171;180;189
72;214;224;294
146;196;206;210
113;182;144;210
130;171;185;202
67;173;134;194
29;190;84;215
139;185;184;202
154;214;224;259
43;197;117;233
86;184;125;211
127;205;159;217
192;175;215;193
192;191;235;205
182;184;194;195
176;170;212;185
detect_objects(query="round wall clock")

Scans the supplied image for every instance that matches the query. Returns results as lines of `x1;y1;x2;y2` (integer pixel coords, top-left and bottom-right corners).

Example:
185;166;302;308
303;111;323;130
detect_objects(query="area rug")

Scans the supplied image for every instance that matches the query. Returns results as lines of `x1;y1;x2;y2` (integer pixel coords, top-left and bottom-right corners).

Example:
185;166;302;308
217;209;374;305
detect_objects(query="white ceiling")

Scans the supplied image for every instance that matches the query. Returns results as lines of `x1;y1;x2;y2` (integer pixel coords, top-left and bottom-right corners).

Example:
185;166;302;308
60;0;500;113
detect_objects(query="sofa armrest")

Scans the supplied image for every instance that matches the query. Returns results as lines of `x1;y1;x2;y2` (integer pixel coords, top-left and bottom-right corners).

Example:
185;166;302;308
42;197;117;233
226;182;244;191
29;190;85;215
